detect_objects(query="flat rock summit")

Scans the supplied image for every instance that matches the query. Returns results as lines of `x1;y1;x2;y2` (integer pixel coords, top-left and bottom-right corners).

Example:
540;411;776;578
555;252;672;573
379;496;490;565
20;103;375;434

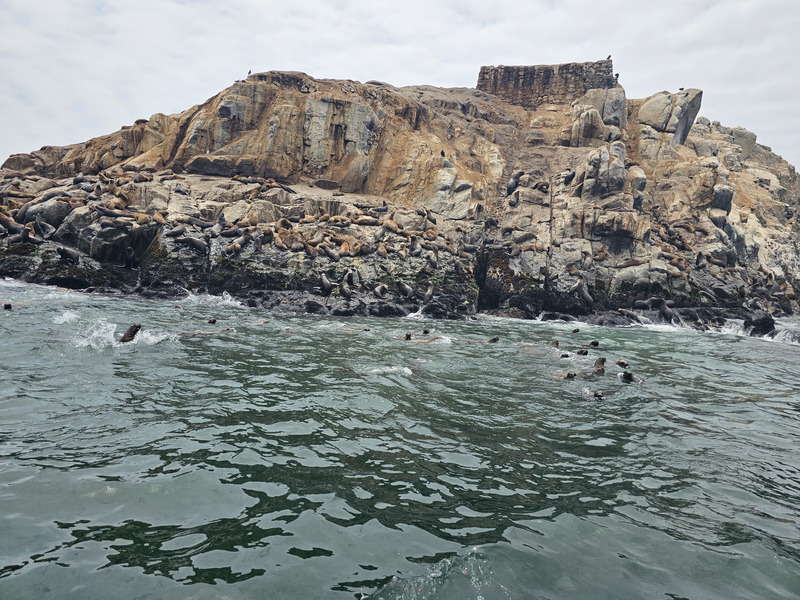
2;60;798;330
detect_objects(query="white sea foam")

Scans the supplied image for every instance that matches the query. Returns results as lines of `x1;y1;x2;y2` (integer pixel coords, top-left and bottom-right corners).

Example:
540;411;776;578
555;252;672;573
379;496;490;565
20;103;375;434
73;319;119;350
178;290;244;308
72;320;175;349
370;366;413;375
53;310;80;324
771;328;800;345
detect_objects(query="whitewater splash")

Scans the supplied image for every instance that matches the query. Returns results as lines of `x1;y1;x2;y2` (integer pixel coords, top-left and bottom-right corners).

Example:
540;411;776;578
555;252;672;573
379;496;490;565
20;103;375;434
72;319;175;350
177;290;244;308
53;310;80;324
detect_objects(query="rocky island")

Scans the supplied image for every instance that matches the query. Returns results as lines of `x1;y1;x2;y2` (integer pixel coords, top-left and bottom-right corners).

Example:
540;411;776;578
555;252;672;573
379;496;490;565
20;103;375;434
1;59;797;332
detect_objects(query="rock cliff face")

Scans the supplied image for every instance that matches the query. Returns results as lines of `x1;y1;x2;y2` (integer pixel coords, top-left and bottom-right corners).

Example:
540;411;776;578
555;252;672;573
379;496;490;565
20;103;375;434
2;60;798;324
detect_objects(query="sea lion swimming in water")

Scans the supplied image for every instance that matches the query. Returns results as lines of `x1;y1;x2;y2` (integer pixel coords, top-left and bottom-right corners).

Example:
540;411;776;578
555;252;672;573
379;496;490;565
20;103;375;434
120;324;141;343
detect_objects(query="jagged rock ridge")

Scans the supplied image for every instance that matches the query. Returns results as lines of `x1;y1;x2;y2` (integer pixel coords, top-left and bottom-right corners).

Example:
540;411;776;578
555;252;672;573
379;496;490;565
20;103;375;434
1;59;798;325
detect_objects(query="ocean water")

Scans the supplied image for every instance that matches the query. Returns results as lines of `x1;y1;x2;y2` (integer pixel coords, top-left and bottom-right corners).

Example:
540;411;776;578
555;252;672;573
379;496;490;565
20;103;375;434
1;278;799;599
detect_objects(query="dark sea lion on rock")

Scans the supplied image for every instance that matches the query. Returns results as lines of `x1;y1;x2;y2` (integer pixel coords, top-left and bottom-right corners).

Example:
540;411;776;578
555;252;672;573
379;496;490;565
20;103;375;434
654;298;675;323
506;170;524;196
175;236;208;255
33;217;56;240
618;308;641;323
120;324;141;343
57;245;80;264
320;273;333;295
186;216;214;229
340;279;352;300
2;231;26;246
397;281;414;300
123;246;136;269
570;278;594;307
424;283;434;303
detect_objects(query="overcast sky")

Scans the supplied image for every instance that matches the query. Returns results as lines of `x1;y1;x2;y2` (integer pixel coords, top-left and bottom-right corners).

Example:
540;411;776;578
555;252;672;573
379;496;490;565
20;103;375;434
1;0;798;170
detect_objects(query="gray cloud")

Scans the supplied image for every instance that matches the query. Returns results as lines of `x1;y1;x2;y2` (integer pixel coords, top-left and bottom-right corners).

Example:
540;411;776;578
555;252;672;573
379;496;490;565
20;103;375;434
1;0;798;168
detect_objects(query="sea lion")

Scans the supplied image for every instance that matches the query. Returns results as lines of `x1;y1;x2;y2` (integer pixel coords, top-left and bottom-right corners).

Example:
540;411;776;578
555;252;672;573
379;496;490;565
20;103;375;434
426;250;438;269
120;324;141;343
165;224;186;237
186;216;214;229
320;273;333;295
533;180;550;193
373;283;388;299
397;281;414;300
592;357;606;376
3;303;11;310
506;170;524;196
57;245;80;264
569;278;594;307
209;214;227;237
33;217;56;240
423;283;434;303
175;236;208;255
618;308;641;323
340;280;352;300
409;236;422;257
324;245;340;262
653;298;675;323
123;246;136;269
620;371;642;383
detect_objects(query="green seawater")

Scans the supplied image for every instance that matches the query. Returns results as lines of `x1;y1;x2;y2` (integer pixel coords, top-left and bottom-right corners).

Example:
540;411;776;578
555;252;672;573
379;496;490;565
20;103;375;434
1;279;799;599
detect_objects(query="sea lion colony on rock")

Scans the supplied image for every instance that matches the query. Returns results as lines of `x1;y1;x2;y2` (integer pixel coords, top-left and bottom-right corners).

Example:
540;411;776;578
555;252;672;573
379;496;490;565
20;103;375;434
0;168;470;310
2;61;798;327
